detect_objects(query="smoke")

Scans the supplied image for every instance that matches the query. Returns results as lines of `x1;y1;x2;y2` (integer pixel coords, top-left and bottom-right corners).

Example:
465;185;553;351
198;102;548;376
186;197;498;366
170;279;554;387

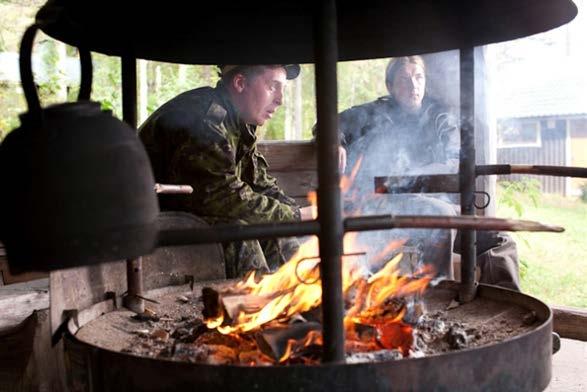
339;50;470;278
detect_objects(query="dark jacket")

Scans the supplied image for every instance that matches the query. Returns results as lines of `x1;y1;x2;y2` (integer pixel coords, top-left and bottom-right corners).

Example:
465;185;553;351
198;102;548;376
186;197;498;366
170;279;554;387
339;95;459;174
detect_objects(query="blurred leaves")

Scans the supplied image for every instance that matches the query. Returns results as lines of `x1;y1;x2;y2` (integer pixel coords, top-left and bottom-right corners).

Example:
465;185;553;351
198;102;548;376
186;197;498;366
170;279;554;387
497;178;541;217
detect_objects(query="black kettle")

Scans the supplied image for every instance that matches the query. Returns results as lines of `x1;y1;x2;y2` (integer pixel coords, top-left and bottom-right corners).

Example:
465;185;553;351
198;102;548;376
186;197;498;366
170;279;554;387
0;25;159;273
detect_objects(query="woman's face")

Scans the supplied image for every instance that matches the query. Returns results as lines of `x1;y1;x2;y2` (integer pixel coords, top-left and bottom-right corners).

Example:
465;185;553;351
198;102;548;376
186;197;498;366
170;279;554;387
390;63;426;113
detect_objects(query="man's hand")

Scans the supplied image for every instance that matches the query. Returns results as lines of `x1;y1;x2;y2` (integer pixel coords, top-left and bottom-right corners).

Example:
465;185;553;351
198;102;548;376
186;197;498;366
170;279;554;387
300;205;317;220
339;146;347;174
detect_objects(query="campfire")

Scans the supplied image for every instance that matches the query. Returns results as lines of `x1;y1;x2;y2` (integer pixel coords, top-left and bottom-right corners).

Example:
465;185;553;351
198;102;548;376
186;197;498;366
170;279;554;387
189;159;431;364
200;234;432;364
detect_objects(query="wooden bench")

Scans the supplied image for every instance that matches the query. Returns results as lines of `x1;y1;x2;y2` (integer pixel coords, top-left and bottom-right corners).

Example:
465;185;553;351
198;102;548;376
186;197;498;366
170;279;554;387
258;140;317;207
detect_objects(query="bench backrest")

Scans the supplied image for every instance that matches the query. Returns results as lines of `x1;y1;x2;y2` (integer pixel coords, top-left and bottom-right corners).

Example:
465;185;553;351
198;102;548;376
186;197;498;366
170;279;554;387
258;141;317;207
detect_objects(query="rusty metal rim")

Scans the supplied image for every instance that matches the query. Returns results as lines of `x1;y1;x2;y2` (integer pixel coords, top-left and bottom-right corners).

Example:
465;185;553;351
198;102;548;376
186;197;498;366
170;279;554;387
64;282;553;391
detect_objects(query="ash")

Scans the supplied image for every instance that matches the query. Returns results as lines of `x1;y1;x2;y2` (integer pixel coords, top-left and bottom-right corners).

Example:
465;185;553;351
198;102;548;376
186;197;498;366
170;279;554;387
75;283;540;366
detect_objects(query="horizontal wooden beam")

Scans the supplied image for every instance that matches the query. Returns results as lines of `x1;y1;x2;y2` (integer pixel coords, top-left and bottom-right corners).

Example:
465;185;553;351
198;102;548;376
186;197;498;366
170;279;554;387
271;170;317;199
552;305;587;342
258;141;317;171
0;279;49;333
1;258;48;286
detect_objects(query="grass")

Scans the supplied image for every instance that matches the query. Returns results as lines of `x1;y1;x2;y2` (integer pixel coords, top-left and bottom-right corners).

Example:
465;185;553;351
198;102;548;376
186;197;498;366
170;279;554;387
496;191;587;308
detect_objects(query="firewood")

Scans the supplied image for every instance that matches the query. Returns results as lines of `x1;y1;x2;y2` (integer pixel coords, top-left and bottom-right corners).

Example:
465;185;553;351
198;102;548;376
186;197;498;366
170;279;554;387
220;293;276;321
202;287;222;320
202;286;292;324
255;322;322;362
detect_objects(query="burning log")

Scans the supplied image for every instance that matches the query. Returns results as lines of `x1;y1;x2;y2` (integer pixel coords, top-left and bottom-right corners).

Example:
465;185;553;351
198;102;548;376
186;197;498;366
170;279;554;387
255;322;322;362
203;287;271;322
196;236;433;364
202;286;292;326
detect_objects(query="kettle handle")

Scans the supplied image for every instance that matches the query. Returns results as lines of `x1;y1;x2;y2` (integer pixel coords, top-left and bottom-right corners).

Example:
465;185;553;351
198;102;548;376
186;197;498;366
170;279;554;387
19;24;93;117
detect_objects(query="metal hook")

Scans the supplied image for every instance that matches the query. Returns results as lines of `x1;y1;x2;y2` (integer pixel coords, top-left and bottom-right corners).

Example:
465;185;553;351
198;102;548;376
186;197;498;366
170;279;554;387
473;191;491;209
294;255;321;285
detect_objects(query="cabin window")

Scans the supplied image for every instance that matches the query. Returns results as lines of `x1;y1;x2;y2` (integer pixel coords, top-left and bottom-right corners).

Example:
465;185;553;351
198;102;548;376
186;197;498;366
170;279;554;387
497;120;541;148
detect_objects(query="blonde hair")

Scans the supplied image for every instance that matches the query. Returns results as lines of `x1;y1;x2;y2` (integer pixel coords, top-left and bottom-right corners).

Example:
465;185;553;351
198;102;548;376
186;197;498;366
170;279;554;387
385;56;426;92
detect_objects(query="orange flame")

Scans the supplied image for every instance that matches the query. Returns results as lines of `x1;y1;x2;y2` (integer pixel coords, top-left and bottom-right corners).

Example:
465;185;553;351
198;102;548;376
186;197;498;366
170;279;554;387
340;155;363;194
204;151;432;360
205;235;431;338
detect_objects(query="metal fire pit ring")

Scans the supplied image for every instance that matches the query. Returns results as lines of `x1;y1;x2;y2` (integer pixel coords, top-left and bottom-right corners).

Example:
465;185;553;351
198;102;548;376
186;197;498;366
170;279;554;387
63;281;552;392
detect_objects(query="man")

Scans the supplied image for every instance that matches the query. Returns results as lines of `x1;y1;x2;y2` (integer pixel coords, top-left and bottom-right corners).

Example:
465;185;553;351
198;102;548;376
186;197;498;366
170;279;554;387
338;56;520;289
140;64;311;278
335;56;458;278
340;56;459;175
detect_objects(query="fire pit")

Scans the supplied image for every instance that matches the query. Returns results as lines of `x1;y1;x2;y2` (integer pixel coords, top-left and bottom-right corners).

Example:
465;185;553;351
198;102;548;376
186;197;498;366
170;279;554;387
49;212;556;391
65;277;552;391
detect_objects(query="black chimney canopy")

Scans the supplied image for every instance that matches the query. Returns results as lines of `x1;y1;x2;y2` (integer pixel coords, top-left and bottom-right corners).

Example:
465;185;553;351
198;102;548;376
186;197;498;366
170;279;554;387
36;0;577;64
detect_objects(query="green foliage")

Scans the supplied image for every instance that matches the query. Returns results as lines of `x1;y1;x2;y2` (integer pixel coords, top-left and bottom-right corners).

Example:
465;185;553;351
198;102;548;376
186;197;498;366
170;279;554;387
497;177;541;217
91;54;122;118
300;64;316;139
0;31;6;52
144;63;216;121
259;60;390;141
496;178;542;282
497;194;587;307
262;107;285;140
0;81;24;141
38;40;59;94
518;257;529;280
338;59;389;112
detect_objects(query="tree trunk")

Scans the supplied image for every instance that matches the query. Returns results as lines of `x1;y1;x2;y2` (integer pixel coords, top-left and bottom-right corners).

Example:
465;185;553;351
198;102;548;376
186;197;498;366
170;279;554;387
138;59;148;125
54;41;67;101
293;74;303;139
284;82;292;140
178;64;187;88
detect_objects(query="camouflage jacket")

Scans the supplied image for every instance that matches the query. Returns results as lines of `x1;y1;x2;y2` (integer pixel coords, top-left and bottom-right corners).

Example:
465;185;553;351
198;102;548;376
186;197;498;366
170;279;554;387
339;95;460;172
139;84;300;224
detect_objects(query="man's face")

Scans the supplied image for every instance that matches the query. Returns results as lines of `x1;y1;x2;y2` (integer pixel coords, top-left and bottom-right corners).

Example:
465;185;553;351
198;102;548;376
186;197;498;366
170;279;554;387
390;63;426;113
236;67;287;126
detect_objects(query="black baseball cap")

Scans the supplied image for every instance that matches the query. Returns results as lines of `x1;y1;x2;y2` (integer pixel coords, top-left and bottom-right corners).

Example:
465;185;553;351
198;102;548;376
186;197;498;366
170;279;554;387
219;64;300;80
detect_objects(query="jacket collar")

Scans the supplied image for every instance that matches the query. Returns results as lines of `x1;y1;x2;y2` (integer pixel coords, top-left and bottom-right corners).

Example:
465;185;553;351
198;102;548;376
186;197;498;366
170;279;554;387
215;82;257;145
